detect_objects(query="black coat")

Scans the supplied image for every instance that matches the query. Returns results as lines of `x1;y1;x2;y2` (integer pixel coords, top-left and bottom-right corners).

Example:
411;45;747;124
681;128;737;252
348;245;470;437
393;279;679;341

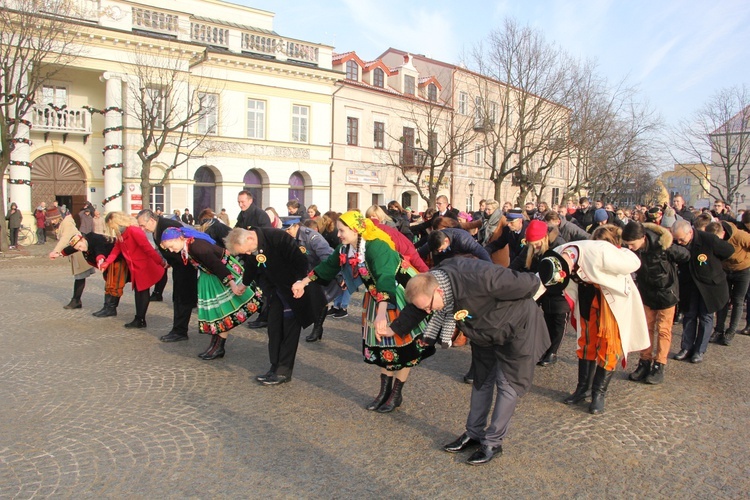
202;219;231;248
155;218;198;306
509;236;569;314
417;227;491;265
239;228;325;328
678;230;734;313
235;204;271;229
573;207;594;229
391;258;549;396
483;221;529;263
632;224;690;310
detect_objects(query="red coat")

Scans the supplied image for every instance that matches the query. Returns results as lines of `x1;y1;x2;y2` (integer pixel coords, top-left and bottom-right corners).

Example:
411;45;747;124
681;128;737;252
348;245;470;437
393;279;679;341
373;220;429;272
105;226;165;291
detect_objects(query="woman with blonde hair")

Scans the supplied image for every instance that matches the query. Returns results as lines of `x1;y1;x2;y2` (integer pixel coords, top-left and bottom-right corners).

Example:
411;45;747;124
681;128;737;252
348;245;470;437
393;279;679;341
100;211;167;328
292;211;434;413
307;204;321;220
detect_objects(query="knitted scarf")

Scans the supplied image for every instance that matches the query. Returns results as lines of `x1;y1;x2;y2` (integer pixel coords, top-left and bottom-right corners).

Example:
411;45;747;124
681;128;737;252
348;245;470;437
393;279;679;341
422;269;456;347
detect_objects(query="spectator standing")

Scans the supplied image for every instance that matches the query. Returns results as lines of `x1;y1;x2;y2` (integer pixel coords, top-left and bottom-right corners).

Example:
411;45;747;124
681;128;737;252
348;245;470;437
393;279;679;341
181;208;195;226
6;202;22;249
34;202;47;244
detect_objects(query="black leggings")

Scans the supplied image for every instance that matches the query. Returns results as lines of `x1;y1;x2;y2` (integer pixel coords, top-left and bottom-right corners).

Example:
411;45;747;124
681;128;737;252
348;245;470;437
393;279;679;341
134;289;151;319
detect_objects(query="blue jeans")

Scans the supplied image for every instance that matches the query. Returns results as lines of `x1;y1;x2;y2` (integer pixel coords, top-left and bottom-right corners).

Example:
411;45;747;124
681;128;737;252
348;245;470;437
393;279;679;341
334;289;351;310
333;267;361;310
716;267;750;335
682;290;713;354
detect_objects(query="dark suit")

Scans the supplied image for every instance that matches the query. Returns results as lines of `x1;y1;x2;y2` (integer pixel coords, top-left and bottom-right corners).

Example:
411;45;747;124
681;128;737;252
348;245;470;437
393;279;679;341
240;228;326;377
235;204;271;229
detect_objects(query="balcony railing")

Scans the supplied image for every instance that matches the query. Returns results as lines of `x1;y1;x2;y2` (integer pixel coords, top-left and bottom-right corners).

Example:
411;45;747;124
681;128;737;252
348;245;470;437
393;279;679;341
30;106;91;134
400;149;429;168
242;32;320;65
132;7;179;36
191;22;229;47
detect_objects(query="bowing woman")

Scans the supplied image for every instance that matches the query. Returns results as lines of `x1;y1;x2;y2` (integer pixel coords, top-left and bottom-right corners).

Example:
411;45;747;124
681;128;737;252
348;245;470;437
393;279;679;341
160;227;260;360
101;212;167;329
292;210;434;413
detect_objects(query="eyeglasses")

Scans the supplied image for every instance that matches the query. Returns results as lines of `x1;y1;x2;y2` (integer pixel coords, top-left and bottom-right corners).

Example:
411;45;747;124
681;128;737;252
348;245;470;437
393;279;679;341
423;289;439;313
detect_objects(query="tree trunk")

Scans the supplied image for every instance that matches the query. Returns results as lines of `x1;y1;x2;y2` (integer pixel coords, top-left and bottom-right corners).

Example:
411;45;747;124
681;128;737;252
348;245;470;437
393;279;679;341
140;160;152;211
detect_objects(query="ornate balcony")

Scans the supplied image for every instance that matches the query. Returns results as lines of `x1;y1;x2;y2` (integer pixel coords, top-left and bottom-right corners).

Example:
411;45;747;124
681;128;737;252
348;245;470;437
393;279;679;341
242;32;320;66
30;105;91;141
399;148;429;168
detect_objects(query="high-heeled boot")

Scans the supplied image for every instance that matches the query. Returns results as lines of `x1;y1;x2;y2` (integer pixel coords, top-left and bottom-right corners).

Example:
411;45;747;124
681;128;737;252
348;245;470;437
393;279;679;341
197;335;219;358
376;378;404;413
589;366;614;415
365;374;393;411
305;307;328;342
63;279;86;309
124;316;147;329
201;336;226;360
563;359;596;404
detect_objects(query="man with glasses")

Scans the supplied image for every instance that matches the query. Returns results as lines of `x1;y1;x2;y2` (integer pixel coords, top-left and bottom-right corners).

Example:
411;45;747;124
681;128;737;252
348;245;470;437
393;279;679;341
712;200;732;221
386;258;548;465
435;195;459;220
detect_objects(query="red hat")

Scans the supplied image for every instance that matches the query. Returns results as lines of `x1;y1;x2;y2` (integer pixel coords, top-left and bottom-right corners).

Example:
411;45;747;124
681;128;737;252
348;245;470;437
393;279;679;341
525;220;548;242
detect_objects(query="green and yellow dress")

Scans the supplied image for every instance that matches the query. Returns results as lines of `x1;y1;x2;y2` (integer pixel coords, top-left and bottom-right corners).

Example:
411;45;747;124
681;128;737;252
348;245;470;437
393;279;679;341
308;238;434;370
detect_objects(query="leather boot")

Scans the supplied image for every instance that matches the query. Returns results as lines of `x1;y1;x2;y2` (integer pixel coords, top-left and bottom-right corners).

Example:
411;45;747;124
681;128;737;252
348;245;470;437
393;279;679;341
197;335;219;358
365;374;393;411
305;307;327;342
124;316;147;329
201;336;226;360
63;279;86;309
628;359;651;382
718;332;735;346
92;295;116;317
589;366;614;415
563;359;596;404
376;378;404;413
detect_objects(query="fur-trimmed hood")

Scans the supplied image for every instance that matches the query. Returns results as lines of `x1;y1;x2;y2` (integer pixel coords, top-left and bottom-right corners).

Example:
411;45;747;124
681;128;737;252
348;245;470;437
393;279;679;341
643;222;673;251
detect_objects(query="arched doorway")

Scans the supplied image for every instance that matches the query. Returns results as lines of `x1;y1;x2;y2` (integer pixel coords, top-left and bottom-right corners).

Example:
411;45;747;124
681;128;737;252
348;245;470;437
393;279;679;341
401;191;415;210
193;166;216;215
31;153;86;218
243;169;263;208
288;172;305;206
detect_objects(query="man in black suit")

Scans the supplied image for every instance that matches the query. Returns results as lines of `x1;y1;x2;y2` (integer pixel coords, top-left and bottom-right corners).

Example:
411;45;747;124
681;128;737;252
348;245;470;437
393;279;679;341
235;190;271;229
226;227;326;385
136;209;198;342
181;208;194;226
435;195;459;220
672;220;734;363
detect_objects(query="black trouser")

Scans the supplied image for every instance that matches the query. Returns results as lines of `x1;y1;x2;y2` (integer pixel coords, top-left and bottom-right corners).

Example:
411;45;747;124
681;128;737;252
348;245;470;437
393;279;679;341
543;311;568;356
172;301;193;335
153;272;168;295
9;227;19;246
134;289;151;319
266;293;302;377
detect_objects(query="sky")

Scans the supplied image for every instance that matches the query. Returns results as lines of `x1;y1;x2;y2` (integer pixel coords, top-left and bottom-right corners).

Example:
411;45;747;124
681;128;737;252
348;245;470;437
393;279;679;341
237;0;750;130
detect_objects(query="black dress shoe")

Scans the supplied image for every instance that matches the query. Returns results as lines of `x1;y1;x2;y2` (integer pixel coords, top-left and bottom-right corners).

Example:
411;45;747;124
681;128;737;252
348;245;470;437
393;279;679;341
673;349;691;361
690;352;704;363
443;433;481;453
160;331;188;342
124;317;147;329
261;373;290;385
256;370;274;382
247;320;268;329
537;352;557;366
466;445;503;465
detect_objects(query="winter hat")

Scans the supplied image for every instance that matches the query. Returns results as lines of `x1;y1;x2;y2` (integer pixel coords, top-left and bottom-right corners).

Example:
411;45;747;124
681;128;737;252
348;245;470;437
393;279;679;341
646;206;662;221
525;220;548;242
594;208;609;223
457;211;473;222
538;250;570;294
506;208;524;220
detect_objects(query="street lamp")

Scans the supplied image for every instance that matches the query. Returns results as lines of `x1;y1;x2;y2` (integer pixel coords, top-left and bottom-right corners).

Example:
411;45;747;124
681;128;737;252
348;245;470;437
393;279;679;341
467;180;475;212
734;192;745;209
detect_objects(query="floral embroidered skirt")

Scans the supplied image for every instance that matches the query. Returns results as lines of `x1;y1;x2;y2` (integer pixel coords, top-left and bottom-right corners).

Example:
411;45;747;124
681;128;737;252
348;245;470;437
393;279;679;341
361;285;434;371
197;256;260;335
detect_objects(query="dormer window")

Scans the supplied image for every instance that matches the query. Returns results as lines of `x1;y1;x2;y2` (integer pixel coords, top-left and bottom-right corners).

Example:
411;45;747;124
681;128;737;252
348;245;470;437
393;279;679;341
404;75;415;96
346;60;358;81
427;83;437;102
373;68;384;88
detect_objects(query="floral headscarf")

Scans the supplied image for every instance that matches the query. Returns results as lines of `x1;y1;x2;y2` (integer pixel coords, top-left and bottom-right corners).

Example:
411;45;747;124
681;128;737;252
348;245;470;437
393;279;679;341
338;210;395;250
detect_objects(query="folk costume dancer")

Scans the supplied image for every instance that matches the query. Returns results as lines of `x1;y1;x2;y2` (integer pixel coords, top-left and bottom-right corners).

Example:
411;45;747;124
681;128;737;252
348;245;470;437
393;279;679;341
160;227;260;360
292;211;435;413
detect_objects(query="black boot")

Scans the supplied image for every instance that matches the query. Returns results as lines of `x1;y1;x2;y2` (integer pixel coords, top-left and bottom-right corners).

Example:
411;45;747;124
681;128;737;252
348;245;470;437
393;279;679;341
718;331;735;346
201;337;226;360
376;378;404;413
124;316;147;329
628;359;651;382
305;307;327;342
63;279;86;309
365;374;393;411
589;366;614;415
92;295;117;317
197;335;219;358
563;359;596;405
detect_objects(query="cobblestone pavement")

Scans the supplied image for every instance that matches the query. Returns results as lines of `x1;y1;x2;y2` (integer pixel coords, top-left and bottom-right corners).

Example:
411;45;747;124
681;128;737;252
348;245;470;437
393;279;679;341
1;243;750;498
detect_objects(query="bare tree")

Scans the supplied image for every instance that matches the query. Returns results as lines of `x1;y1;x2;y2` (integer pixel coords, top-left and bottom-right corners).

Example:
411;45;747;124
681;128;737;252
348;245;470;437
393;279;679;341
470;19;572;206
384;92;476;207
0;0;83;248
126;47;224;209
670;84;750;204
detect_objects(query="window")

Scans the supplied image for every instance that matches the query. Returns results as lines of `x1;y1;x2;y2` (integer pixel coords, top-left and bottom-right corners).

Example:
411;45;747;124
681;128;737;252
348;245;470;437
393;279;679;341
474;96;484;125
731;174;736;186
288;172;305;205
292;105;309;143
428;132;438;156
402;127;415;164
458;92;468;115
457;145;466;164
347;117;359;146
247;99;265;139
42;85;67;106
144;87;165;128
197;93;218;135
490;101;498;125
149;185;164;212
373;121;385;149
427;83;437;102
346;60;358;80
347;192;360;211
506;104;513;127
373;68;384;88
474;144;484;166
404;75;415;96
551;187;560;206
372;193;383;206
730;145;738;155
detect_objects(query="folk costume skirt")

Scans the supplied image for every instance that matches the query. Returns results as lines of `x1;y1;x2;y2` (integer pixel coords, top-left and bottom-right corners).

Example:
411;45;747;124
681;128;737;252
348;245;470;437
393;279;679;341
197;256;261;336
360;274;434;371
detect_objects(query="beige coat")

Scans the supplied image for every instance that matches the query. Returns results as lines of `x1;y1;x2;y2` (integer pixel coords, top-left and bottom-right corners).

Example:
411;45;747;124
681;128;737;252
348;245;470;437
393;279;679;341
53;215;93;276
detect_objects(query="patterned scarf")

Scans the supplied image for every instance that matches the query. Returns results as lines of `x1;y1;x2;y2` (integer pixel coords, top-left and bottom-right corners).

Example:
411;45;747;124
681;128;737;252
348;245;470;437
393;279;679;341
422;269;456;347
